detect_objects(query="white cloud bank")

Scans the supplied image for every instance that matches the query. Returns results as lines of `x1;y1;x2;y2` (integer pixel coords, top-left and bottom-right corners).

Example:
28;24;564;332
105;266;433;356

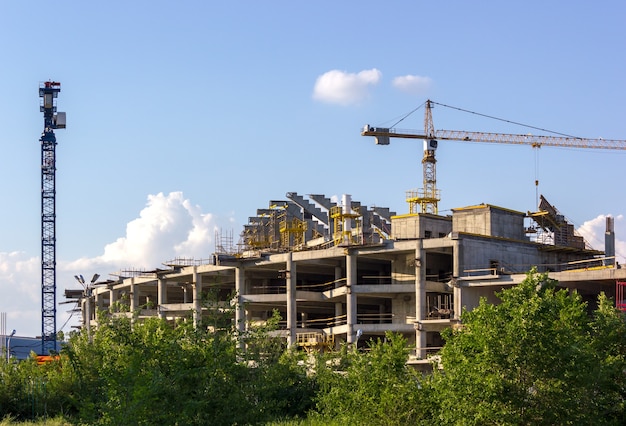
392;74;433;95
312;68;381;106
577;214;626;264
0;191;225;337
87;192;215;269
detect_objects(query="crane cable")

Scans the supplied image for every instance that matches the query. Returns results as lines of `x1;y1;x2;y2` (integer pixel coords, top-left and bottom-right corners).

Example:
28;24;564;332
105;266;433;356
431;101;582;139
389;101;427;129
535;144;540;208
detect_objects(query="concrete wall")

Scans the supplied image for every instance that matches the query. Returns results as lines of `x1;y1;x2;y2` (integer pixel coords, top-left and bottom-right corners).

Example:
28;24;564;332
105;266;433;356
392;252;416;284
453;205;526;240
392;214;452;240
457;284;508;312
391;294;415;323
457;235;543;274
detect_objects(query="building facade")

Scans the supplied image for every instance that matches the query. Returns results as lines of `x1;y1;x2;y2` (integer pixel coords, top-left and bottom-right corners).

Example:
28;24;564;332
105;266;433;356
68;193;626;361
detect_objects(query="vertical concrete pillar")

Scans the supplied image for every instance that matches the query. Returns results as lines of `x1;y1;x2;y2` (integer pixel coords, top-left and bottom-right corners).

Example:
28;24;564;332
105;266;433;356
346;252;357;344
129;278;137;313
235;265;246;349
183;284;189;303
415;241;427;358
334;266;343;321
286;253;297;346
452;239;462;321
95;291;104;310
453;284;462;323
157;277;167;319
192;266;202;328
109;288;115;311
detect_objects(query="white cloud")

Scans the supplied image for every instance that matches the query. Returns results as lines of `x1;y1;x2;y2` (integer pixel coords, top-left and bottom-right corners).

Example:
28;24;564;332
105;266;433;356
66;192;219;272
392;74;433;95
0;252;41;336
577;214;626;264
312;69;381;106
1;192;226;338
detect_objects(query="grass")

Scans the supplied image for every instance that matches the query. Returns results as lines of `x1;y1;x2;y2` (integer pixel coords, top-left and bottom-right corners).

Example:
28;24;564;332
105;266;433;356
0;416;72;426
1;415;344;426
265;417;344;426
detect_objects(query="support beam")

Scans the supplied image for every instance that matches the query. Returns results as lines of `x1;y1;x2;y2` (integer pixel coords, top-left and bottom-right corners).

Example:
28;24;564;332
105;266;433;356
286;253;297;346
157;277;167;319
192;266;201;328
415;241;427;358
129;278;137;313
452;238;462;321
334;265;343;321
346;252;357;344
235;266;246;349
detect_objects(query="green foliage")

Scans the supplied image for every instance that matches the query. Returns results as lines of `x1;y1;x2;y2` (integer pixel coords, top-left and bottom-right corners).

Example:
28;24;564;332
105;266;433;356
64;303;315;425
0;353;76;421
0;295;316;425
0;415;72;426
433;268;626;425
314;332;432;425
2;269;626;425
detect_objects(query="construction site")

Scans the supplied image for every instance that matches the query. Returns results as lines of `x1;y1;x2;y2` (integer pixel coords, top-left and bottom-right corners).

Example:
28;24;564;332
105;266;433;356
66;100;626;364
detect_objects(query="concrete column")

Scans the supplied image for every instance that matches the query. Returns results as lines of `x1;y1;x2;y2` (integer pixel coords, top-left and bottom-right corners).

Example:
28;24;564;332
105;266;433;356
286;253;297;346
346;252;357;344
95;291;104;310
157;277;167;319
415;241;427;358
235;266;246;348
192;266;202;328
109;288;115;311
129;278;138;313
453;285;463;324
334;266;343;321
183;284;189;303
452;238;462;321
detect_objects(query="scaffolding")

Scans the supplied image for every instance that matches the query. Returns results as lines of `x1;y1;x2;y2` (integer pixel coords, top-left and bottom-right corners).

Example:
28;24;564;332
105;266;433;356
330;205;362;246
279;212;307;249
296;332;335;353
527;195;587;249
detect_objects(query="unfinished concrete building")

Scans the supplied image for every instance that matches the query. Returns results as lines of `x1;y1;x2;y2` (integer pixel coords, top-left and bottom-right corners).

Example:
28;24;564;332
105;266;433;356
68;192;626;361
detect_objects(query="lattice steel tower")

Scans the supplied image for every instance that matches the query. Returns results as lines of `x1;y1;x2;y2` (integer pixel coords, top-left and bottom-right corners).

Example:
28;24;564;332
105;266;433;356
39;82;65;354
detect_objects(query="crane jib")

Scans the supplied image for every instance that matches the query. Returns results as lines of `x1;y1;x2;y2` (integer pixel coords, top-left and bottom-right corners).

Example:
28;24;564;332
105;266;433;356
361;127;626;150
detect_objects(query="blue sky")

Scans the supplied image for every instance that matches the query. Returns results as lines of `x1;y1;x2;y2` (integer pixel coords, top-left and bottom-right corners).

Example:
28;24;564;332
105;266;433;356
1;1;625;337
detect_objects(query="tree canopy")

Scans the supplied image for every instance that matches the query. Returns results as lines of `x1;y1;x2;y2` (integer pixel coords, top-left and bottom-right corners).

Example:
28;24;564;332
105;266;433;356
1;270;625;425
432;269;626;425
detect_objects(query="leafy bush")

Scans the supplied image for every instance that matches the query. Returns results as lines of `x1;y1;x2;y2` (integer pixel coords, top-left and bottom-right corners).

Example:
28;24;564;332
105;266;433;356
432;269;626;425
314;332;433;425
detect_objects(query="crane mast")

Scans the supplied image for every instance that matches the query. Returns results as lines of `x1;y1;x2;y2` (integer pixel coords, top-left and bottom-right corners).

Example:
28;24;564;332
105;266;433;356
362;100;626;215
39;81;65;355
414;100;439;214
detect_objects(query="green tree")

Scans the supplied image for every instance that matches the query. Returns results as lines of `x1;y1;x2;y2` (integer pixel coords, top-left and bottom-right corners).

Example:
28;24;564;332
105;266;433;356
63;297;316;425
433;269;626;425
0;353;76;421
314;332;432;425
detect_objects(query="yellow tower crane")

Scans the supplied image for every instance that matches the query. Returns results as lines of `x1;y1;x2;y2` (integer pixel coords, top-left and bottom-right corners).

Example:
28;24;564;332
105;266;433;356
362;100;626;215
